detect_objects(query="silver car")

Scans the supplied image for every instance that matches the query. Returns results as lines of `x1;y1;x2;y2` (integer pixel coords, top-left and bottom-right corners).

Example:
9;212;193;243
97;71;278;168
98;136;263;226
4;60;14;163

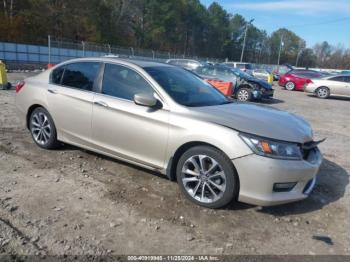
15;58;323;208
305;75;350;98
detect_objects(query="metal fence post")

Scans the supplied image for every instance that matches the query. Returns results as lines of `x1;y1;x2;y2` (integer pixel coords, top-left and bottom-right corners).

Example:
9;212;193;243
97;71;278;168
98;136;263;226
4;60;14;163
130;47;134;57
108;44;111;54
48;35;51;65
82;41;85;57
152;50;155;60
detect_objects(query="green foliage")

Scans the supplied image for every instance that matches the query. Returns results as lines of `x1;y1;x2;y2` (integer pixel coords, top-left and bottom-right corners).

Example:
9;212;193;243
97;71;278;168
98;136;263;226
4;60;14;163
0;0;348;68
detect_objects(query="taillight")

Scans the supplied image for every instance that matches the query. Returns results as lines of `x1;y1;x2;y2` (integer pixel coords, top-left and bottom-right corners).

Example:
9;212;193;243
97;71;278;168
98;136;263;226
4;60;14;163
306;79;313;84
15;81;25;93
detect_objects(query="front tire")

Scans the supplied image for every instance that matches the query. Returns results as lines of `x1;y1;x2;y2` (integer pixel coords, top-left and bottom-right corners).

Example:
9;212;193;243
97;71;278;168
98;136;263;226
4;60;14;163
285;81;295;91
29;107;60;149
316;86;330;99
176;146;238;209
236;87;252;102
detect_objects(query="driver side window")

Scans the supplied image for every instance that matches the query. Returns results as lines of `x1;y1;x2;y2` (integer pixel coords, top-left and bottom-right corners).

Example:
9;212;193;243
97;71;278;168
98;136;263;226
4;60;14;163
102;64;155;101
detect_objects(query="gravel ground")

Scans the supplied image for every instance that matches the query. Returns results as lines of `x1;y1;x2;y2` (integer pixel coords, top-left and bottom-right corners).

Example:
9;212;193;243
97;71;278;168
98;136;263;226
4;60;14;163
0;72;349;256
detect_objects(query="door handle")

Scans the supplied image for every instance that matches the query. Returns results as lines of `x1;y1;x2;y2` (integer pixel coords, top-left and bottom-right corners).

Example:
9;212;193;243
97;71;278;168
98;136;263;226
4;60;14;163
48;89;58;94
94;101;109;107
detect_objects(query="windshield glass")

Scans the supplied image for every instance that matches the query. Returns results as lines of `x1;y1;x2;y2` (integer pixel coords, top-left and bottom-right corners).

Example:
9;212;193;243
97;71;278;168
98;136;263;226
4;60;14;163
232;69;252;79
144;66;230;107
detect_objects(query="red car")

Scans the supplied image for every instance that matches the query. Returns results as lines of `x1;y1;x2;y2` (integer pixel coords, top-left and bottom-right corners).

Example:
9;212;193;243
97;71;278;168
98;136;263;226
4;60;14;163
278;70;323;91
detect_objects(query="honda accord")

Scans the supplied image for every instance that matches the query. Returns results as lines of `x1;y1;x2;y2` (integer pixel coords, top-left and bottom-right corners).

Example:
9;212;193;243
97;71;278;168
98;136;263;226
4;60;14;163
15;58;323;208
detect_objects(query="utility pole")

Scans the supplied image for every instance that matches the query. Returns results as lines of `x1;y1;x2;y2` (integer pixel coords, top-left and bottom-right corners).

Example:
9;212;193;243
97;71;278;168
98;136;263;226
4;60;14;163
295;40;303;67
240;18;254;62
295;49;302;67
277;34;283;66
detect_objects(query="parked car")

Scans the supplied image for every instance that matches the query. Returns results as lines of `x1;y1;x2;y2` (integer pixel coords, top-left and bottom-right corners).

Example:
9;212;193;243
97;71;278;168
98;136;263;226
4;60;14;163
222;62;253;75
194;65;274;102
252;69;273;84
304;75;350;98
165;59;202;70
278;69;324;91
15;57;323;209
271;65;290;81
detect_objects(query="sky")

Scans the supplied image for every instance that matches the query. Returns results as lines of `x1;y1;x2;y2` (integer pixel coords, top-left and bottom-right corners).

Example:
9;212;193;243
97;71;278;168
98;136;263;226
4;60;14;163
200;0;350;48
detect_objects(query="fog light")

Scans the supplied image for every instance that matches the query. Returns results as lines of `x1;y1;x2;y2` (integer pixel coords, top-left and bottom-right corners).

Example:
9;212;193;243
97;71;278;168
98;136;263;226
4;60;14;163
273;182;297;192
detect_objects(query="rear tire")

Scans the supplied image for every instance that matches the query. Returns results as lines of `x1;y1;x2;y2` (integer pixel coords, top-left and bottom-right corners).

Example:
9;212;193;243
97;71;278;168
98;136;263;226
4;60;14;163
285;81;295;91
29;107;60;149
315;86;330;99
176;146;238;209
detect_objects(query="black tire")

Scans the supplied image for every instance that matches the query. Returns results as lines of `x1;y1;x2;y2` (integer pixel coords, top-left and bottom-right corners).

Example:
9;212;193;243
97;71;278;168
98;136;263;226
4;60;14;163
176;145;239;209
29;107;60;149
285;81;295;91
315;86;330;99
236;87;252;102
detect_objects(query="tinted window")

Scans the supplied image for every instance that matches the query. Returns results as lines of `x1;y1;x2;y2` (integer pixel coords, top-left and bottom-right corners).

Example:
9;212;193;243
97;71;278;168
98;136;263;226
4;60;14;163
145;66;229;107
330;76;344;82
215;67;236;81
102;64;155;100
51;66;65;84
61;62;100;91
343;76;350;83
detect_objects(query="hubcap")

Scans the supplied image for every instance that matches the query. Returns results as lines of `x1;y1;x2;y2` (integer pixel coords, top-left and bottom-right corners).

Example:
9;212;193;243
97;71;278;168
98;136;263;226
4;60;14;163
286;82;294;90
181;155;226;203
238;90;249;101
318;88;328;98
31;112;51;145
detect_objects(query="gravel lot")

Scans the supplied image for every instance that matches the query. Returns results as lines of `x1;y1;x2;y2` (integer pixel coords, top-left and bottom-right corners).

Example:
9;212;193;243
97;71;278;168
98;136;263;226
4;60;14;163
0;72;349;256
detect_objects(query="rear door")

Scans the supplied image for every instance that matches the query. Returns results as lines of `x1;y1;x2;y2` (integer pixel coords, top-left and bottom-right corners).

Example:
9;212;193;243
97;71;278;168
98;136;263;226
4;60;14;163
328;76;347;95
91;63;169;168
342;76;350;96
47;61;100;146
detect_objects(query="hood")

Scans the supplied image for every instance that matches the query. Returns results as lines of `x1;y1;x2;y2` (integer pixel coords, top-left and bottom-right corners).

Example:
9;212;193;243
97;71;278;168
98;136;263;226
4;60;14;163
249;78;272;89
189;103;313;144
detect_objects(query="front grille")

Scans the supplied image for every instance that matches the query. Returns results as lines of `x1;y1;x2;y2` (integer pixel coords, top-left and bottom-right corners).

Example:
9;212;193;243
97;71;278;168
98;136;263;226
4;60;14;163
301;139;324;160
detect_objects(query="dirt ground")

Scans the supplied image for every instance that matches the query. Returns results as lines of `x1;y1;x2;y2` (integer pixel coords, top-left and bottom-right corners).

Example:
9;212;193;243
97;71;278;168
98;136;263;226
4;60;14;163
0;72;350;256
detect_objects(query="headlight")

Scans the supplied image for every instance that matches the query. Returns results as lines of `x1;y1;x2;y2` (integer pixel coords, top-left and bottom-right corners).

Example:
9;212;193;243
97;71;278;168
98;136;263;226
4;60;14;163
239;133;302;160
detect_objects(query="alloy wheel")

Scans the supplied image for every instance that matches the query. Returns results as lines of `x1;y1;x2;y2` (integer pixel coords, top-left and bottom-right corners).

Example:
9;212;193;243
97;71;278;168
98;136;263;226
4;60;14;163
285;82;295;91
181;155;226;203
31;111;52;145
237;89;249;101
317;87;329;98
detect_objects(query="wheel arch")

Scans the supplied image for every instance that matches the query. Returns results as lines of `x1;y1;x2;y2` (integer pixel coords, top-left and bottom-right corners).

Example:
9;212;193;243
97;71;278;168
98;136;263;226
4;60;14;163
26;104;46;129
315;85;330;93
166;141;239;186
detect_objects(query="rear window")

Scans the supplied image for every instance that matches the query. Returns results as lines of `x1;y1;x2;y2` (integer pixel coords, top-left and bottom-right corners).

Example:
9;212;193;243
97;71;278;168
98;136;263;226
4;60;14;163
51;67;64;84
61;62;100;91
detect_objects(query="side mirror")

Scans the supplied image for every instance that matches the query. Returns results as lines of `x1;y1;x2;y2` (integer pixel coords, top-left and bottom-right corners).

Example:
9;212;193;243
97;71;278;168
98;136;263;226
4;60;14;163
134;93;159;107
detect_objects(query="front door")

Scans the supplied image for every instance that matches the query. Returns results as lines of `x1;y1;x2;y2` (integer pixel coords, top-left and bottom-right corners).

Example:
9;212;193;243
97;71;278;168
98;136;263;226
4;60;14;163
91;63;169;169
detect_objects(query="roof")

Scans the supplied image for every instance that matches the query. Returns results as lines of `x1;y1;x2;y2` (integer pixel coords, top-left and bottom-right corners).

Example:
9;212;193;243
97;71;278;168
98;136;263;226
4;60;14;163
58;57;173;69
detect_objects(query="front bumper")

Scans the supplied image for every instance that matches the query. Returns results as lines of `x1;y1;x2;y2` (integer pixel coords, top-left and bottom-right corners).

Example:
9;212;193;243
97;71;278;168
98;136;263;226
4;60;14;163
232;148;322;206
261;88;274;98
252;89;274;99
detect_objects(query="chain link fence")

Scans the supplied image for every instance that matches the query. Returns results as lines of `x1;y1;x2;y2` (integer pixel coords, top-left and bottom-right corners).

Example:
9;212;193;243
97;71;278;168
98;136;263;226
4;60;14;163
0;36;225;70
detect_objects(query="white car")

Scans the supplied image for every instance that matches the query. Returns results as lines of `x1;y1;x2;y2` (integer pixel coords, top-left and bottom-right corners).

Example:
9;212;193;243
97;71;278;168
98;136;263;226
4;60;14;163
223;62;253;75
165;59;202;70
305;75;350;98
252;69;272;83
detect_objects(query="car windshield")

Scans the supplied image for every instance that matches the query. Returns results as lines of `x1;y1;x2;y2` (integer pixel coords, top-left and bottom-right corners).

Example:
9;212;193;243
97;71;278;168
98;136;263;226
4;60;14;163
144;66;230;107
232;69;252;79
